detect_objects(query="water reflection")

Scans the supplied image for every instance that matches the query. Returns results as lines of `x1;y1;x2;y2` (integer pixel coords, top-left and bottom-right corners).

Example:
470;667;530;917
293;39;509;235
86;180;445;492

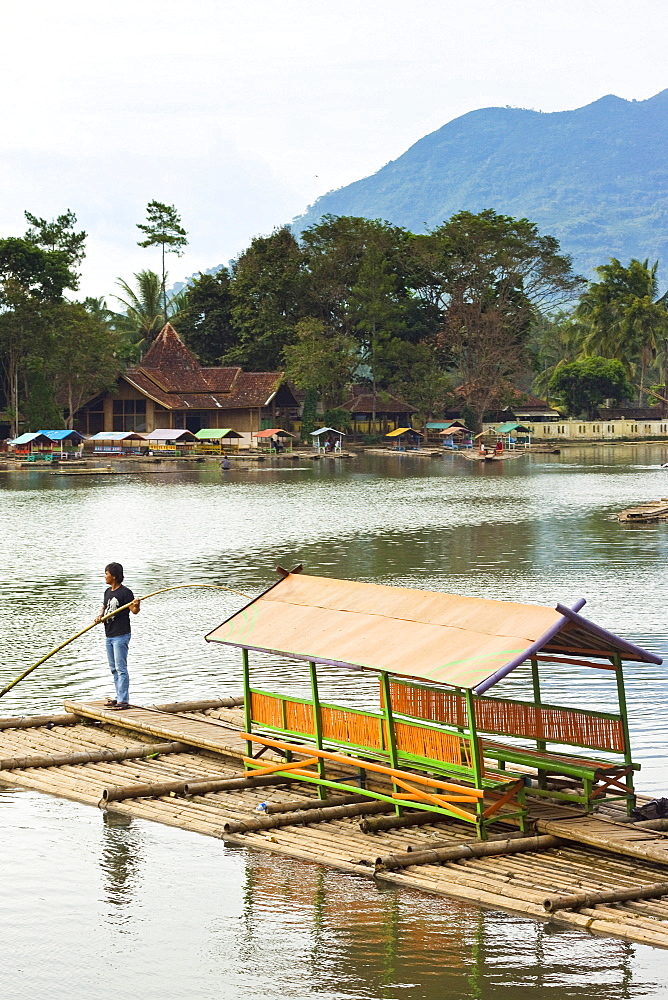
101;811;142;912
237;851;643;999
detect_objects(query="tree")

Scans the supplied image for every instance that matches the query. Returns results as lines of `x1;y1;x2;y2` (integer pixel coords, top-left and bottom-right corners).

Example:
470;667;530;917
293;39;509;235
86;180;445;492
48;302;120;428
113;270;171;355
177;269;237;364
300;214;432;341
548;357;633;419
380;340;453;423
576;258;668;395
347;244;407;424
530;310;584;402
229;227;305;369
427;210;584;430
137;201;188;320
0;210;86;435
282;317;358;408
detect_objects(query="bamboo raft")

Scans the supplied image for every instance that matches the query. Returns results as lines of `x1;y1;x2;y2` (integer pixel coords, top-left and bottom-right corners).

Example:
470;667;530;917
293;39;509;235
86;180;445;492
618;500;668;522
459;451;528;462
2;699;668;949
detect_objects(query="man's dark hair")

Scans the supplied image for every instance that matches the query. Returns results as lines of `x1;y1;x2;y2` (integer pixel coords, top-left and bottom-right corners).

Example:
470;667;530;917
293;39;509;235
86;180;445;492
105;562;124;583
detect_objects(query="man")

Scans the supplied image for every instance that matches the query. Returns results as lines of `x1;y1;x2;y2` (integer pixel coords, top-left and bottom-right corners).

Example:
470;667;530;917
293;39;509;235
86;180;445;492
95;562;140;710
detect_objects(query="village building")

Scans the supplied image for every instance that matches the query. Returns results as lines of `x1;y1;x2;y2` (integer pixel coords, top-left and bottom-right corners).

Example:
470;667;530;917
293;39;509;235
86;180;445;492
341;387;416;436
74;323;300;446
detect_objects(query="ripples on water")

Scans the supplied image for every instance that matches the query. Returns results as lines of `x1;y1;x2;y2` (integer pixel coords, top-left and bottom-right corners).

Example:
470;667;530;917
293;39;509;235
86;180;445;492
2;447;668;998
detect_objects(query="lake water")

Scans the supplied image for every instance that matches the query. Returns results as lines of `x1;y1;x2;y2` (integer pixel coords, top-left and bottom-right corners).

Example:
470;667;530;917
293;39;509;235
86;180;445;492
2;447;668;998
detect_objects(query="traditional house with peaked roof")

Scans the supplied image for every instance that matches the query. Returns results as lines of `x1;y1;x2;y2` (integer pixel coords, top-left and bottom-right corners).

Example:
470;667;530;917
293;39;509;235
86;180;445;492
342;386;416;436
74;323;299;445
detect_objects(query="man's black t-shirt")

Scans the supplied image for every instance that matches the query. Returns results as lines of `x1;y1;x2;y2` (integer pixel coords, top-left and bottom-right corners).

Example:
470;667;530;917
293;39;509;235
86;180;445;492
102;585;134;637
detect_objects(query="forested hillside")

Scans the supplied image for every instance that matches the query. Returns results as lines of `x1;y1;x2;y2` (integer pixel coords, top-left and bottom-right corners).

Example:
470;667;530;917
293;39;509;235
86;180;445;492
293;91;668;280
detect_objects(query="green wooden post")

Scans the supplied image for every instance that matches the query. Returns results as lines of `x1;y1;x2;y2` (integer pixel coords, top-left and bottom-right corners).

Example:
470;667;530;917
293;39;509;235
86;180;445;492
613;654;635;814
309;661;327;800
531;655;547;790
242;648;253;760
380;671;402;815
465;688;486;839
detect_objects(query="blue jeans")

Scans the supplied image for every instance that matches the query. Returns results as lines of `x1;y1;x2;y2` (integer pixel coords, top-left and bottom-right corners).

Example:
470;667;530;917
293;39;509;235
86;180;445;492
105;633;130;704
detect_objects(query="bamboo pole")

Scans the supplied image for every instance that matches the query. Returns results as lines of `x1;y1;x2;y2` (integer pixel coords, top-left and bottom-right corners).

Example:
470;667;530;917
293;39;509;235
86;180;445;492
375;834;562;871
632;817;668;831
0;713;80;730
360;811;445;834
101;778;196;803
0;741;187;771
223;799;395;834
152;697;244;713
262;794;368;815
183;774;293;795
0;582;250;700
544;881;668;913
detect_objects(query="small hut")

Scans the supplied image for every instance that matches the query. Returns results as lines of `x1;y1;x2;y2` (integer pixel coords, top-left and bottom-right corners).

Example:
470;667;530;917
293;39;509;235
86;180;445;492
39;429;84;457
310;427;345;453
194;428;243;454
89;431;145;455
439;426;473;450
8;432;54;458
140;429;198;455
385;427;424;451
493;422;532;449
253;429;296;453
425;420;469;443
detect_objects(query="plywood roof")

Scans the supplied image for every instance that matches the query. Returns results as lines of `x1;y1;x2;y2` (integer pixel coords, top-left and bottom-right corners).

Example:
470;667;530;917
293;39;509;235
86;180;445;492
206;573;662;692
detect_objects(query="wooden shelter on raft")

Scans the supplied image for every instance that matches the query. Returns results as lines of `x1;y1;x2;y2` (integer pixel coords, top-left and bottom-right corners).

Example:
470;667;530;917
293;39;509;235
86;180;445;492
206;570;662;838
194;428;242;453
385;427;424;450
253;428;296;453
140;428;198;455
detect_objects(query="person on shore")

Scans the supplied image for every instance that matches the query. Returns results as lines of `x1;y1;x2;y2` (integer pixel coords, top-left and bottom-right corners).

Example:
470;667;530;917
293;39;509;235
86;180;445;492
94;562;140;710
221;453;231;471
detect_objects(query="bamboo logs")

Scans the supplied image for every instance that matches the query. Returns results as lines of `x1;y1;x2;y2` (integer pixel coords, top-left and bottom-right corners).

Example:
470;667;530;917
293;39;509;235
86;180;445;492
0;741;187;771
360;810;444;834
375;834;561;871
632;818;668;831
261;794;368;815
183;774;292;795
544;881;668;912
0;713;80;730
224;800;394;834
102;772;292;803
152;697;244;713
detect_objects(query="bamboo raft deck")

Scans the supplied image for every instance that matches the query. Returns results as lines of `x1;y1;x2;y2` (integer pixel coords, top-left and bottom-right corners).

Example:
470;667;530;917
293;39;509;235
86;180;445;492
2;701;668;949
618;500;668;522
458;451;528;462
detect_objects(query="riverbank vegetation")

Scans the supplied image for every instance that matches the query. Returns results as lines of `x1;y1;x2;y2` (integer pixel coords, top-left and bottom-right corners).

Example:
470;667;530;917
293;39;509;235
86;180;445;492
1;203;667;435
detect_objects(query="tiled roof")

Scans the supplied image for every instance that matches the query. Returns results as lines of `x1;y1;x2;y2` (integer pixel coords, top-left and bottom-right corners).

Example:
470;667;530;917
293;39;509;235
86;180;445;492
599;406;664;420
201;368;241;392
123;324;287;411
343;391;416;414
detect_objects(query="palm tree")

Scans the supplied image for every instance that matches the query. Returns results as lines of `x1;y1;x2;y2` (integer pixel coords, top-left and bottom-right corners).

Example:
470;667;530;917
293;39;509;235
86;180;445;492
112;270;190;358
576;259;668;396
113;270;165;355
531;311;584;402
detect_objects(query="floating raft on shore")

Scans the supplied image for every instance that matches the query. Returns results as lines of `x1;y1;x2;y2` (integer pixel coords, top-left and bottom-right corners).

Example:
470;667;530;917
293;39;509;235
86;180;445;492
2;700;668;949
618;500;668;522
458;451;528;462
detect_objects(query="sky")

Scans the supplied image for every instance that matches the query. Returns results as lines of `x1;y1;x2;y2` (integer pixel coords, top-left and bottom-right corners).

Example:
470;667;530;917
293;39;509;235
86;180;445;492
1;0;667;298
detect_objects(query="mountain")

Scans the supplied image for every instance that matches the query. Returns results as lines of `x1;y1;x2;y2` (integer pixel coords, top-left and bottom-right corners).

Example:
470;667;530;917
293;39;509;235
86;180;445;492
292;91;668;281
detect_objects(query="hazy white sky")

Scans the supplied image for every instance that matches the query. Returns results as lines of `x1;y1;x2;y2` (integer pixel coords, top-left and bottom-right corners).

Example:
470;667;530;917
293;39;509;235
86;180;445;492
1;0;666;297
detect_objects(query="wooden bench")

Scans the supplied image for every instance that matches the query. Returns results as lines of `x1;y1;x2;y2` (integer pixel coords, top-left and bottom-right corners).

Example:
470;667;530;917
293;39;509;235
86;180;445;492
248;688;528;836
388;679;638;812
